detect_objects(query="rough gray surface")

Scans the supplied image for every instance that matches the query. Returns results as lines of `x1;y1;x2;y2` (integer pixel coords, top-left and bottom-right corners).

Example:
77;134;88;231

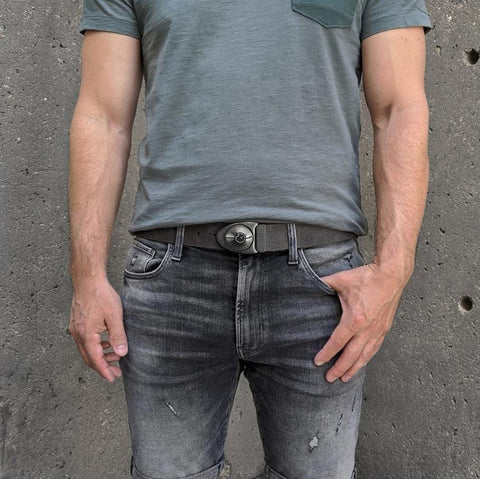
0;1;478;478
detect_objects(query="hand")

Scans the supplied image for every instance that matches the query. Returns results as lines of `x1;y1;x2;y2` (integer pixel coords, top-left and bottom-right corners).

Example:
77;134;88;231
68;278;127;383
313;262;408;383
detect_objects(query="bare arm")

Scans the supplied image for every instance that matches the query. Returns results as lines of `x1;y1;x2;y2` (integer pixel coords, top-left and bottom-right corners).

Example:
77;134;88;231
69;30;142;283
364;27;429;282
313;27;430;382
68;30;142;382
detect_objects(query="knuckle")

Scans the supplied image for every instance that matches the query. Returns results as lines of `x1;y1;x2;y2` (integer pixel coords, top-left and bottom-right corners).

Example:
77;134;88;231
329;337;345;349
359;349;372;362
103;306;117;318
366;339;382;355
105;302;122;315
340;348;358;364
345;352;359;365
75;324;86;337
339;366;351;377
381;325;391;335
329;366;342;376
349;313;367;331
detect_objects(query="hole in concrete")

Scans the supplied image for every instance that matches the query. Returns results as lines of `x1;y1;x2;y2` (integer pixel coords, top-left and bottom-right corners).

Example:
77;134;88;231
458;296;474;312
464;48;479;65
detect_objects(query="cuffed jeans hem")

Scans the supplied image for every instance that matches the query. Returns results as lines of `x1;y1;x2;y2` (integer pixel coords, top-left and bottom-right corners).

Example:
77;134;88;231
263;464;357;479
131;456;225;479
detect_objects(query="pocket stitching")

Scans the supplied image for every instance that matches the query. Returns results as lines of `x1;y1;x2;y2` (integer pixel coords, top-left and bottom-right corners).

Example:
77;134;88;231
124;242;174;279
293;1;353;18
132;239;156;257
298;248;353;295
292;0;357;28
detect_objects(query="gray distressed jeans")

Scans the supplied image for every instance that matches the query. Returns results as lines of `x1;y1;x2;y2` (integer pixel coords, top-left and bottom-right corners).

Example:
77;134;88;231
119;223;367;479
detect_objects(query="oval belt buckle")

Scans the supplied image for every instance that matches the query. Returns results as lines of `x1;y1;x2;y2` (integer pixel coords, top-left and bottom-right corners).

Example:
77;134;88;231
216;222;259;254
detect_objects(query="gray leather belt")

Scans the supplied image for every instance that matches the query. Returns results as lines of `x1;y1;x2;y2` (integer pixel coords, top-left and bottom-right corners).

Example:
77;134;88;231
136;221;356;254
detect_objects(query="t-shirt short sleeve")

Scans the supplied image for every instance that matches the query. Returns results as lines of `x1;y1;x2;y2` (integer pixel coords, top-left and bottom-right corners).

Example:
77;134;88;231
79;0;140;39
361;0;433;41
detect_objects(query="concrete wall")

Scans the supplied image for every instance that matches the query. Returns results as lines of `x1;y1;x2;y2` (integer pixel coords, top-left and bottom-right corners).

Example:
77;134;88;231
0;1;478;477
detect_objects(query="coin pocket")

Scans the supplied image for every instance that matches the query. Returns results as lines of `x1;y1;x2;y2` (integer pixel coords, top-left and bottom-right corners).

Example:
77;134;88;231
123;239;174;279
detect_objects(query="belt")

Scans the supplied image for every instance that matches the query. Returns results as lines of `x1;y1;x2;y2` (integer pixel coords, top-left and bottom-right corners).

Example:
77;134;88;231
135;221;356;254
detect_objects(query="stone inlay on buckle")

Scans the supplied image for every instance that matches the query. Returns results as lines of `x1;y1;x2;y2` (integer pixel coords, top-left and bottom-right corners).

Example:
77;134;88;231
216;222;259;254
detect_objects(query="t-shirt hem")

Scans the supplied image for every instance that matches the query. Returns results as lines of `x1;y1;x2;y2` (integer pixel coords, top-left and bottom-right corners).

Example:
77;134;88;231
361;13;432;41
127;215;369;238
79;16;141;39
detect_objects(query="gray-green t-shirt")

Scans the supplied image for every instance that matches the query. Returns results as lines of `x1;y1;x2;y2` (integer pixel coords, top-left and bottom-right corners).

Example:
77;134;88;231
79;0;432;236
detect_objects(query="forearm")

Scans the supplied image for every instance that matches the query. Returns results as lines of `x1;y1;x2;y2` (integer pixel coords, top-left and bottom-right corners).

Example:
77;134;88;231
68;112;131;287
371;102;429;284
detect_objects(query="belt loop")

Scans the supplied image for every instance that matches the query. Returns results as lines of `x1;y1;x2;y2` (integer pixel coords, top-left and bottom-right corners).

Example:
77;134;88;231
171;225;185;261
287;223;298;265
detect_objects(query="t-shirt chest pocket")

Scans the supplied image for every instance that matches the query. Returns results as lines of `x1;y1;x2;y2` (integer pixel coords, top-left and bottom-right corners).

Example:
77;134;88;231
291;0;358;28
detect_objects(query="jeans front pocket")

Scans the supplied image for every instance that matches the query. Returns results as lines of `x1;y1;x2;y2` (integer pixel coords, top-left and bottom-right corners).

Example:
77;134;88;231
291;0;359;28
298;238;362;295
123;237;174;279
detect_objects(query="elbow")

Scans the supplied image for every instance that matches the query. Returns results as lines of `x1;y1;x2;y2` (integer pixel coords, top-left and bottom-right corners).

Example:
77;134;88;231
70;99;134;138
70;108;133;140
371;95;429;132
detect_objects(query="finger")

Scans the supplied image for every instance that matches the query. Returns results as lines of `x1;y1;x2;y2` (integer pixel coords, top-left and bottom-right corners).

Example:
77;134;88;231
105;309;128;357
341;336;384;382
105;351;121;363
314;323;353;366
323;335;366;383
318;268;350;291
80;338;120;372
74;340;94;369
70;329;94;369
84;335;116;383
101;341;122;362
111;366;123;378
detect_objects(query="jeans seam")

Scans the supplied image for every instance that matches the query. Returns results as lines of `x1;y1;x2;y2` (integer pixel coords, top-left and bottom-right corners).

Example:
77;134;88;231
218;364;242;450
